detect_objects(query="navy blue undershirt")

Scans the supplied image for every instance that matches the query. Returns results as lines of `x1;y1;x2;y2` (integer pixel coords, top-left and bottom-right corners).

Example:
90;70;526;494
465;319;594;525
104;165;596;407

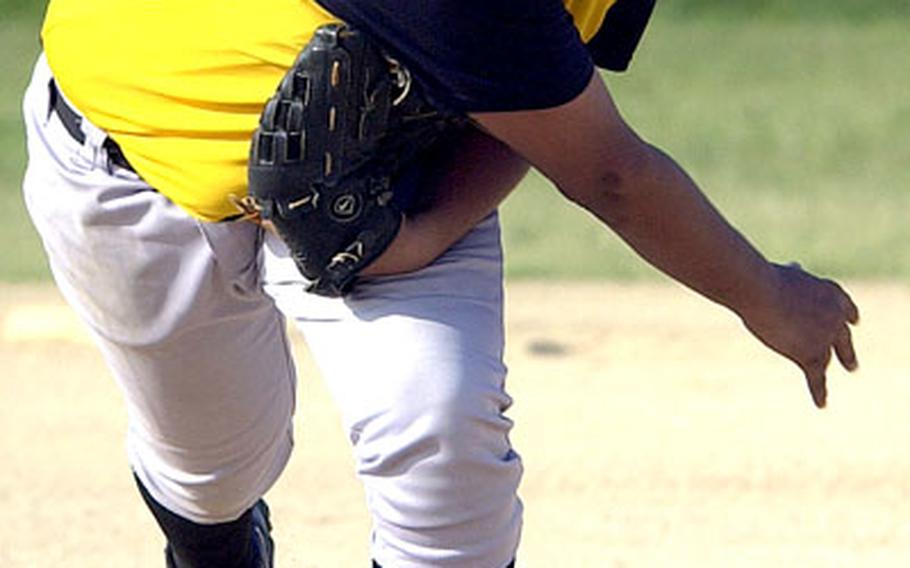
316;0;656;113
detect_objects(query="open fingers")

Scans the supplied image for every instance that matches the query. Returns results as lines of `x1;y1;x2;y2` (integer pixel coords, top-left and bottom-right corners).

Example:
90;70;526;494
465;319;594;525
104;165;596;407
838;288;861;325
804;365;828;409
802;320;856;408
833;324;858;372
801;349;832;409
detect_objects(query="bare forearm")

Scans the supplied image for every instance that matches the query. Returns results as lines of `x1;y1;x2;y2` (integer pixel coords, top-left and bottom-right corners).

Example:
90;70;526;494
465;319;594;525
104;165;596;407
472;74;781;317
575;142;777;318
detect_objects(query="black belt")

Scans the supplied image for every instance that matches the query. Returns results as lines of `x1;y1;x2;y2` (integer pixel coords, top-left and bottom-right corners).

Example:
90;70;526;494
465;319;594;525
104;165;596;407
48;80;134;172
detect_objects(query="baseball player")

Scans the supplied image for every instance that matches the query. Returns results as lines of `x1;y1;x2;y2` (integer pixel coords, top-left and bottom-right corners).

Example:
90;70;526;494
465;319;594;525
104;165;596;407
22;0;859;567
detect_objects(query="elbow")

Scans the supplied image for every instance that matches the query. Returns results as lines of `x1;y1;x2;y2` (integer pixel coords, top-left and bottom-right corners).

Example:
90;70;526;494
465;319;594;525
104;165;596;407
557;144;653;228
558;170;625;220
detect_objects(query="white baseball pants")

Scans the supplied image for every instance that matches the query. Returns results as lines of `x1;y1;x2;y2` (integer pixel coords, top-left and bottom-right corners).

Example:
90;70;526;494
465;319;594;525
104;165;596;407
22;54;522;568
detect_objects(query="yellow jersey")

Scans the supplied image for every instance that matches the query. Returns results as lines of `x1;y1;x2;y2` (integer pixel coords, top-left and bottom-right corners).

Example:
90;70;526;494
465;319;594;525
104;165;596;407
43;0;636;221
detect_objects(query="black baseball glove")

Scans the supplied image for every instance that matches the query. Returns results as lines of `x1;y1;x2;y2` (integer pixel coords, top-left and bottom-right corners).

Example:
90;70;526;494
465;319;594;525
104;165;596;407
243;23;457;297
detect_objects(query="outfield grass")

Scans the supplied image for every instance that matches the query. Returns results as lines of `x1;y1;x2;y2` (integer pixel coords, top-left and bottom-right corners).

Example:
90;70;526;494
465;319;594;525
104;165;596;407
659;0;910;21
1;7;907;282
0;18;44;281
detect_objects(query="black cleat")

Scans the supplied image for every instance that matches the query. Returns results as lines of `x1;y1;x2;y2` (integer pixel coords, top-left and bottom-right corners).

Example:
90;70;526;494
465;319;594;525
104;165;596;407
250;500;274;568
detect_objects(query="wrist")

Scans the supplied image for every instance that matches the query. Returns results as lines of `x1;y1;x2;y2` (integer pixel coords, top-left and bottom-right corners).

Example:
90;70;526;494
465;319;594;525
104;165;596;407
731;261;786;324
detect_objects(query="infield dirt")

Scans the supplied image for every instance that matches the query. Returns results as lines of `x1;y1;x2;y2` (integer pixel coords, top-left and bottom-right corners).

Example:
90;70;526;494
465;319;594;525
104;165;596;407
2;282;909;567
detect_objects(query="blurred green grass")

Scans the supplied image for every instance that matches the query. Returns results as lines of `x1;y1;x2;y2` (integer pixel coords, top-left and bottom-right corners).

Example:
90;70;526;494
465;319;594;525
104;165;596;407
0;14;44;281
1;2;907;282
659;0;910;21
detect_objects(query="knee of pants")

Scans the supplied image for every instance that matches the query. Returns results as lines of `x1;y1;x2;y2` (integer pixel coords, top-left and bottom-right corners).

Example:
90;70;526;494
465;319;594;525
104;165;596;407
129;415;294;525
352;365;524;566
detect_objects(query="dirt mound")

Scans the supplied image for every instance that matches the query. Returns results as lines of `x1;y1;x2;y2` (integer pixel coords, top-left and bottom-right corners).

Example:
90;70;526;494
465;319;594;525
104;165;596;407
2;282;907;567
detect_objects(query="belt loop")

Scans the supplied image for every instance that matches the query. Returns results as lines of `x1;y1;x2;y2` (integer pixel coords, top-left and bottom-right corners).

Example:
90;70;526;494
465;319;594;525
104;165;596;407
47;79;55;121
49;79;88;145
47;78;135;173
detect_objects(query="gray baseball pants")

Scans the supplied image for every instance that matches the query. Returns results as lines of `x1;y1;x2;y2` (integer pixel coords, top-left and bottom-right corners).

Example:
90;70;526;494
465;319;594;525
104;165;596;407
22;54;522;568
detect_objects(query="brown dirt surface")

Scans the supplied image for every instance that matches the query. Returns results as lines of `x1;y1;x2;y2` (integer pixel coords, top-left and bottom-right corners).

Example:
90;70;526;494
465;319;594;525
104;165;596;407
2;281;908;567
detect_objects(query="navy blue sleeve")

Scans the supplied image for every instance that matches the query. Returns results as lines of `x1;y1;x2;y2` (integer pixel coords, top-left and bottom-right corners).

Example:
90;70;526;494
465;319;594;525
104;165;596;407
587;0;656;71
315;0;596;113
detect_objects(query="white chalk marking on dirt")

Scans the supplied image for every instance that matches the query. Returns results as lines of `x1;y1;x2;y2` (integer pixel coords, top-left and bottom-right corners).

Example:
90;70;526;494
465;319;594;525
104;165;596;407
1;304;92;344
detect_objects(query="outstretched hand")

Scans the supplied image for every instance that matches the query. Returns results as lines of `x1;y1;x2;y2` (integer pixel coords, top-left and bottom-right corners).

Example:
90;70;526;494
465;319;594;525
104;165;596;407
740;263;860;408
472;75;860;408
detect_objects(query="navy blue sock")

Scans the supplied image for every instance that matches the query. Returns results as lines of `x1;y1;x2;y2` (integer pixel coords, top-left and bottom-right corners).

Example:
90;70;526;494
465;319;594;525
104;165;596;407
135;475;255;568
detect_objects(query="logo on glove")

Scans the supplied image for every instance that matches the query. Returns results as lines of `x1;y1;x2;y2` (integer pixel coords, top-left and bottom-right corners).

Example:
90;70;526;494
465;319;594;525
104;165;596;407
331;193;362;222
